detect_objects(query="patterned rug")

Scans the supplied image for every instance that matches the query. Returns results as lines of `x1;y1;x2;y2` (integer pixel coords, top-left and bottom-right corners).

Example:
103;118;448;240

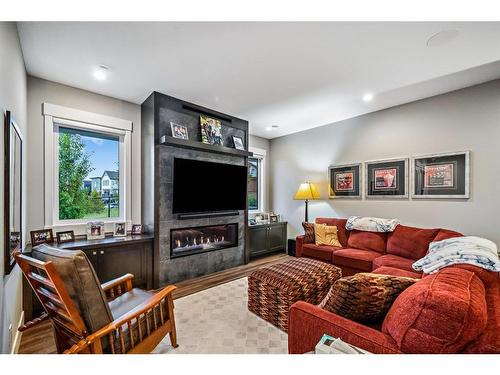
153;277;289;354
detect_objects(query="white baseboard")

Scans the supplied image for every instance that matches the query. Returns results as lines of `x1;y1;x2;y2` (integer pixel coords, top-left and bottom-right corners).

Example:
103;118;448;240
10;311;24;354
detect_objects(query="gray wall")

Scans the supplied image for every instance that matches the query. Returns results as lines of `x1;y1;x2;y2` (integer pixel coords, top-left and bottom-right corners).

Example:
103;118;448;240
270;79;500;245
0;22;27;353
249;135;270;213
27;77;142;234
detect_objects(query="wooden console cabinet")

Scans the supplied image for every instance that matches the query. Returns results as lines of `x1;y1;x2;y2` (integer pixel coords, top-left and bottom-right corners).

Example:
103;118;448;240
248;222;287;258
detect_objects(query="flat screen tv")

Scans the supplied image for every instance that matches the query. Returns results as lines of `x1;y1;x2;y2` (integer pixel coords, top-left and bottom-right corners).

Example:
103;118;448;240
172;158;247;214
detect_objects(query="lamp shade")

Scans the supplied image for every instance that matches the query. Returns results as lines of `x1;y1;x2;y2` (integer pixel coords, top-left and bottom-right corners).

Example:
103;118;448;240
294;182;320;200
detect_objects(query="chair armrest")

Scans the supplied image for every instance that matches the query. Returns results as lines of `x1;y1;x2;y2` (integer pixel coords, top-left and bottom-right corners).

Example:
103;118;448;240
288;301;400;354
296;235;305;257
101;273;134;301
65;284;177;354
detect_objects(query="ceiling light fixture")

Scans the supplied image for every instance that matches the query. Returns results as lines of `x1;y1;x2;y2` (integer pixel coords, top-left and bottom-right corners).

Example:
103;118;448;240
362;93;374;103
93;65;109;81
265;126;273;131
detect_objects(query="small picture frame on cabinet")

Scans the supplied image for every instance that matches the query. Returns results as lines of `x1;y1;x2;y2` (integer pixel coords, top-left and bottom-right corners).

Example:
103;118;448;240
131;224;143;235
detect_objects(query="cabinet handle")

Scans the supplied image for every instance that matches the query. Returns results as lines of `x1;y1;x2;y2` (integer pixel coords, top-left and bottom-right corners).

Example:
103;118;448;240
92;251;97;256
100;250;105;255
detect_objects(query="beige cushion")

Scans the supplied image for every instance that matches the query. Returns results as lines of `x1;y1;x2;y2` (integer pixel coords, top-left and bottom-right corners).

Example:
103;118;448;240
314;223;342;247
31;244;113;334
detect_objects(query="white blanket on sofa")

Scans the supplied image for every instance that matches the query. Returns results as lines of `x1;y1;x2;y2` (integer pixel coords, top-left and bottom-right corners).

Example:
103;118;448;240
412;236;500;274
345;216;400;232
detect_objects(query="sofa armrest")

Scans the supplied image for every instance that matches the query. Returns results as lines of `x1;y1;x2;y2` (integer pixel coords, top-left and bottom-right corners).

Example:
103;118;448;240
288;301;400;354
296;235;305;257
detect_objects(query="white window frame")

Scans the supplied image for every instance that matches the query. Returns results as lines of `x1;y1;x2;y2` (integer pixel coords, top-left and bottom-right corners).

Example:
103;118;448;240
248;147;266;214
43;103;132;230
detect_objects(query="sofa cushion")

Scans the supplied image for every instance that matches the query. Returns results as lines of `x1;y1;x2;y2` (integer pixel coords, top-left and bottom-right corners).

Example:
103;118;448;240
302;243;339;263
347;230;387;253
382;267;488;353
319;273;417;323
315;218;349;247
302;222;315;243
386;225;440;260
333;248;382;272
314;223;342;247
372;266;423;279
433;229;463;242
31;244;113;334
372;254;416;272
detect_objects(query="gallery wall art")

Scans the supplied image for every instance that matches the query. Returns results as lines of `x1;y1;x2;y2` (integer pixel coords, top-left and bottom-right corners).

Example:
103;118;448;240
365;158;408;199
328;163;362;199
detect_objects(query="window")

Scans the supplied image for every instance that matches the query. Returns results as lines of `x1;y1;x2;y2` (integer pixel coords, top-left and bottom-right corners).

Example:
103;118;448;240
248;147;266;212
44;103;132;228
58;127;120;220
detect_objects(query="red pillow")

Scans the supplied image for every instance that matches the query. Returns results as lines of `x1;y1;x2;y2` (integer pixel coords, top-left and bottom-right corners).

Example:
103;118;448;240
386;225;439;260
433;229;463;242
347;230;387;253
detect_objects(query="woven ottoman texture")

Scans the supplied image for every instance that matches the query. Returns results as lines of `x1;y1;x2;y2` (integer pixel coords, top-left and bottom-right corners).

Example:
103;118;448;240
248;257;342;332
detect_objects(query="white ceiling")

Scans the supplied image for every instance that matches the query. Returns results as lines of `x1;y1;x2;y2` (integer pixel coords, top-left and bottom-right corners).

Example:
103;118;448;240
17;22;500;139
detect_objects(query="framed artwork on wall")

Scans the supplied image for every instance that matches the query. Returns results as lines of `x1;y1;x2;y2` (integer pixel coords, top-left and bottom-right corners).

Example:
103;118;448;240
412;151;470;199
200;115;223;145
170;122;189;140
365;158;408;199
328;163;362;199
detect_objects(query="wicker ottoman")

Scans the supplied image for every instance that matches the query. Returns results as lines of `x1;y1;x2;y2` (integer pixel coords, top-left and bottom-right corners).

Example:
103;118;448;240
248;257;342;332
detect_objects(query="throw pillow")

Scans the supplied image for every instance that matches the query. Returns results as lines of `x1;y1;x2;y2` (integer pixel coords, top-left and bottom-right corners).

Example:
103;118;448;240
314;223;342;247
302;222;315;243
319;273;417;323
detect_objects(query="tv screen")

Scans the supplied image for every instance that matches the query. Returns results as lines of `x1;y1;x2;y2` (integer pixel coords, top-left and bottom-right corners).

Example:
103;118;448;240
172;158;248;214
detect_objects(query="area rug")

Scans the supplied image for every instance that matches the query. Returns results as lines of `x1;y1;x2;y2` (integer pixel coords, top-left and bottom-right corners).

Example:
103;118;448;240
153;277;289;354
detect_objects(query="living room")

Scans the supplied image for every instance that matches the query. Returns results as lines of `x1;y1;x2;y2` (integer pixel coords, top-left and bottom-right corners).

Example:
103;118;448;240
1;1;500;373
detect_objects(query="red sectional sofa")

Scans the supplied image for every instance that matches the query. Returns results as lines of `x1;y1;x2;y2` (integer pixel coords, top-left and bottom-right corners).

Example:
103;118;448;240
289;217;500;353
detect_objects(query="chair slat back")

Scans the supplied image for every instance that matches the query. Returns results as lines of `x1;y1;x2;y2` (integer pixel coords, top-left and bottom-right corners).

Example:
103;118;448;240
14;251;88;338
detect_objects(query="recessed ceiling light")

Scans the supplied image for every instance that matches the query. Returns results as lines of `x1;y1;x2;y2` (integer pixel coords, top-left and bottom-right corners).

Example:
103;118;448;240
265;126;273;131
362;93;374;103
426;30;460;48
93;65;109;81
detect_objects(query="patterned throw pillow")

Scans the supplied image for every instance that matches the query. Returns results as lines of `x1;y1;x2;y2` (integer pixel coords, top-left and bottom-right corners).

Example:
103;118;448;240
314;223;342;247
302;222;315;243
319;273;417;323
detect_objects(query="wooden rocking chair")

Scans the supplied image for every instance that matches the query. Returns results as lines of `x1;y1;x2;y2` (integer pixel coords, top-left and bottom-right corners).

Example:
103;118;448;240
15;244;178;354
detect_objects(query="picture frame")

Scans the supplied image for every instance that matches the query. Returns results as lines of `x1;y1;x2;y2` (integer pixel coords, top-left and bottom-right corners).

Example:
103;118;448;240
412;151;470;199
170;122;189;140
232;136;245;150
56;230;75;244
269;214;279;223
114;222;127;237
200;115;223;145
131;224;143;235
30;229;54;246
365;158;408;199
328;163;362;199
87;221;105;240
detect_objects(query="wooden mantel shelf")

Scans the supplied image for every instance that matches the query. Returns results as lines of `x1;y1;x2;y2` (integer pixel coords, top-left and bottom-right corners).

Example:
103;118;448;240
159;135;253;157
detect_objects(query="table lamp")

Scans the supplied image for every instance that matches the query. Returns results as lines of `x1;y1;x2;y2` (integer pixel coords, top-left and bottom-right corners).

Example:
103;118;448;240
293;182;320;222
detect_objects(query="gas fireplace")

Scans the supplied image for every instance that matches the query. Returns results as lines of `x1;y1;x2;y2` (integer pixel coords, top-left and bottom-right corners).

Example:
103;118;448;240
170;223;238;258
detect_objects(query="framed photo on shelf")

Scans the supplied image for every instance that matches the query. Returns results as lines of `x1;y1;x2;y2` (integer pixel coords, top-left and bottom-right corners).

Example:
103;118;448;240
328;163;362;199
412;151;470;199
87;221;105;240
200;115;223;145
131;224;143;235
170;122;189;140
30;229;54;246
365;158;408;199
232;136;245;150
114;222;127;237
56;230;75;244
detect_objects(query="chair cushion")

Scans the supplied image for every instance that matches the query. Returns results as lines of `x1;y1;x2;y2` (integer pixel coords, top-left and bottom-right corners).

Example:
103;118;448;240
333;248;382;272
314;223;341;247
382;268;488;353
433;229;463;242
319;273;417;323
386;225;440;260
315;218;349;247
108;288;155;319
372;254;416;272
302;243;338;263
372;266;423;279
31;244;113;334
302;222;315;243
347;230;387;253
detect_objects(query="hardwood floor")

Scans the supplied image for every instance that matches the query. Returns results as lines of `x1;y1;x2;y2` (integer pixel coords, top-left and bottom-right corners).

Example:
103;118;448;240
18;252;291;354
